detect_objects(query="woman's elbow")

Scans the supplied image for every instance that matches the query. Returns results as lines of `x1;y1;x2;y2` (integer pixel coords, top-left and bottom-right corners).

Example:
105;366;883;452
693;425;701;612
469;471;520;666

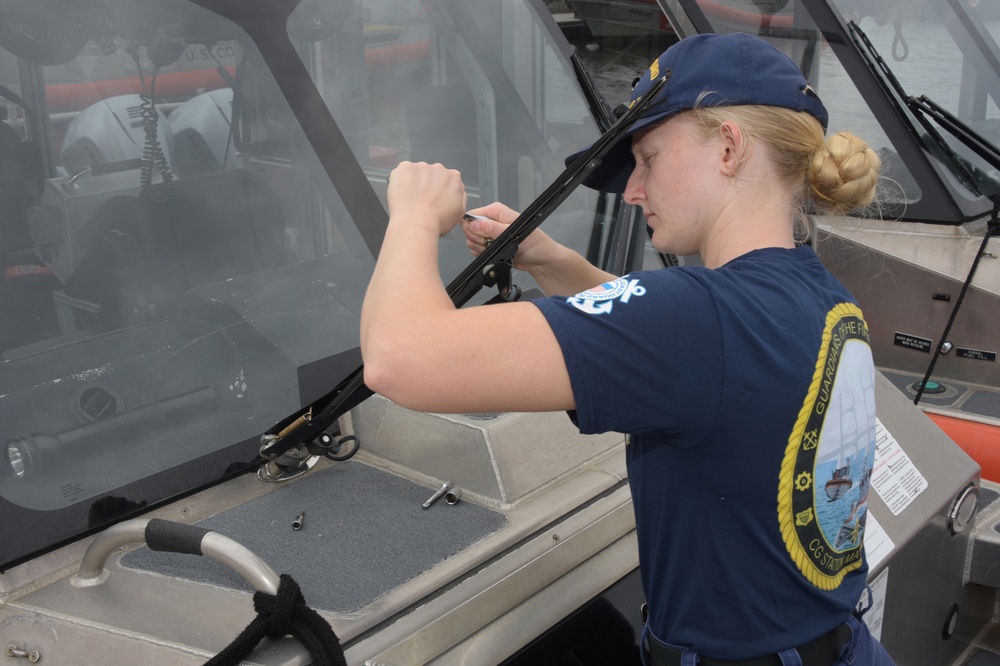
362;346;396;398
362;344;419;406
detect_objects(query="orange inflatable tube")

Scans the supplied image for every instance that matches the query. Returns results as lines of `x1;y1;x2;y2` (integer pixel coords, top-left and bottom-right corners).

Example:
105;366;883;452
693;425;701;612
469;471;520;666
928;412;1000;482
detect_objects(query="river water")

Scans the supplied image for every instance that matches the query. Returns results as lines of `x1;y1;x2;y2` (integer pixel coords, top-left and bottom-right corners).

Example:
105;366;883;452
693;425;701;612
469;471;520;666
565;30;675;113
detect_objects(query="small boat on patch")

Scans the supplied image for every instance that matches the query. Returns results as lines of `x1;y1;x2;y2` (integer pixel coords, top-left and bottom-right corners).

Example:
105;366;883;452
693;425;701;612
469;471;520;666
825;462;853;501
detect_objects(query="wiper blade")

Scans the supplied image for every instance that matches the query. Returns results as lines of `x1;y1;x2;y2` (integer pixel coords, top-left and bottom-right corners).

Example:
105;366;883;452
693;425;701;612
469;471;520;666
257;74;669;467
571;53;616;132
909;94;1000;175
848;20;981;194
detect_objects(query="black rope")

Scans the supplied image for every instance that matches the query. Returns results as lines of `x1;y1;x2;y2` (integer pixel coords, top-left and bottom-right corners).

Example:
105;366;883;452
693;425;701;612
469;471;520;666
206;574;347;666
914;202;1000;405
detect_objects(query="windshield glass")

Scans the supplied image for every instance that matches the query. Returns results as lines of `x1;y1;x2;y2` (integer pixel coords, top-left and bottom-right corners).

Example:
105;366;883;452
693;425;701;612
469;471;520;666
834;0;1000;199
674;0;922;205
669;0;1000;206
292;0;602;279
0;0;600;569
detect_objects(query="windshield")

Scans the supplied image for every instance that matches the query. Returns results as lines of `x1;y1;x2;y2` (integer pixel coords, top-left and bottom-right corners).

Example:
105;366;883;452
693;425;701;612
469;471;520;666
835;0;1000;199
0;0;601;569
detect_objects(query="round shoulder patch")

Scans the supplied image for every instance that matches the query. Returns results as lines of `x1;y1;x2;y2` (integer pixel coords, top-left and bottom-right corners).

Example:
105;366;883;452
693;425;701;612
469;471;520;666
575;278;634;301
567;277;646;315
777;302;876;590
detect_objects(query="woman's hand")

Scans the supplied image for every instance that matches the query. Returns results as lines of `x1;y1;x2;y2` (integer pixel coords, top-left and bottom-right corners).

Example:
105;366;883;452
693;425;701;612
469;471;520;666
387;162;467;237
461;201;560;273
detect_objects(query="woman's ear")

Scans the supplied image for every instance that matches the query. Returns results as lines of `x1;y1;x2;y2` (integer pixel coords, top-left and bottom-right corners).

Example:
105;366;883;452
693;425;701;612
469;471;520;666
718;120;745;177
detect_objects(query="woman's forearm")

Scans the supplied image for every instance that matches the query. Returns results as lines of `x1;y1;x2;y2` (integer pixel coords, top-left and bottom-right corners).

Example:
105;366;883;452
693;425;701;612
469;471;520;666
360;218;449;359
526;241;618;297
463;205;616;297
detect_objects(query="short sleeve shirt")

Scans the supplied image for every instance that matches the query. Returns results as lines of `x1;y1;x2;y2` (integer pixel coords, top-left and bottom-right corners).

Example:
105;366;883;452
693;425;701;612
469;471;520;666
533;246;876;659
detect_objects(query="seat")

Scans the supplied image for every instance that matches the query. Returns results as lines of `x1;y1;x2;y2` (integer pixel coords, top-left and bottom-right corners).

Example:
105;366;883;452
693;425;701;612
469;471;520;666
63;168;290;331
60;94;174;178
169;88;238;178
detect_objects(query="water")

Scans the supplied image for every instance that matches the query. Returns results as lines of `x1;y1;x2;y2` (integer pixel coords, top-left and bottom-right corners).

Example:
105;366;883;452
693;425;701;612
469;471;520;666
566;33;676;110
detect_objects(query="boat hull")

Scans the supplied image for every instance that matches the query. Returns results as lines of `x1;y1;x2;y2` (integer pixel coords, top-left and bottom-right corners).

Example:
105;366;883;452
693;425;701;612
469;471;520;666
566;0;673;38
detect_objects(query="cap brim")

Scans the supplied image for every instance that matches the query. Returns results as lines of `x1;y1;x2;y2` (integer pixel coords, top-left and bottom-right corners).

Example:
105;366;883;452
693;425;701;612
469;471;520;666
565;139;634;193
564;107;679;193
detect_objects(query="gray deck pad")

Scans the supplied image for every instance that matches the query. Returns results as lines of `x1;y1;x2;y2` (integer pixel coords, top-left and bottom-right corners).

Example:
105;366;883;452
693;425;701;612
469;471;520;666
122;461;507;613
966;390;1000;420
883;371;1000;420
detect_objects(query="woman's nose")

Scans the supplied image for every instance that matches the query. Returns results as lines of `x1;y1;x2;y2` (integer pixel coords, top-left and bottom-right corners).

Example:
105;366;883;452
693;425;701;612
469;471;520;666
623;169;644;205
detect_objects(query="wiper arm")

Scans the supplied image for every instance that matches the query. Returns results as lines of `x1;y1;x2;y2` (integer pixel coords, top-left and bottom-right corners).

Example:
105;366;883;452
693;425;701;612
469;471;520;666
255;74;670;476
446;73;668;308
848;20;981;194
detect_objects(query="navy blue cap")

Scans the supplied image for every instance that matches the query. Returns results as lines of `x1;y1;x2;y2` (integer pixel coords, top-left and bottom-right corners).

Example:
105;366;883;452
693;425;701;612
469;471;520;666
568;32;829;193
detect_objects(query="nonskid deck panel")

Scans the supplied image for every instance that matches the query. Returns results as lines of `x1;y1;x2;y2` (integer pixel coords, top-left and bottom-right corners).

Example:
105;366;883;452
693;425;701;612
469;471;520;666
121;461;507;613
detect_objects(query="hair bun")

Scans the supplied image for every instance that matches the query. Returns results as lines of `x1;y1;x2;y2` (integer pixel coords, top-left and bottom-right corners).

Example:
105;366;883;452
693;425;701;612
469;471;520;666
809;132;881;214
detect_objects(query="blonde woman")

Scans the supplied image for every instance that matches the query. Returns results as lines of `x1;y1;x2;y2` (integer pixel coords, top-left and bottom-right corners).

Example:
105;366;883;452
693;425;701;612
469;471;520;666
362;32;891;666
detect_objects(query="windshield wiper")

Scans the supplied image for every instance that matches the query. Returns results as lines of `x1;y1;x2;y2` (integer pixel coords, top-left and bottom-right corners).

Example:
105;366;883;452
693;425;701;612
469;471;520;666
571;53;616;132
909;94;1000;177
254;74;670;479
848;20;981;194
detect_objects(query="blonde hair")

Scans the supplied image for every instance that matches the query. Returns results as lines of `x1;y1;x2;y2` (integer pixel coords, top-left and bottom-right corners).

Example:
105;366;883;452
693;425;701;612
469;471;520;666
684;104;881;237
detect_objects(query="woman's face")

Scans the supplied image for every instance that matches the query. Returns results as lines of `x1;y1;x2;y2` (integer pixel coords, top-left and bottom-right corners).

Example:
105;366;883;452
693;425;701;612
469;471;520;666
623;115;727;257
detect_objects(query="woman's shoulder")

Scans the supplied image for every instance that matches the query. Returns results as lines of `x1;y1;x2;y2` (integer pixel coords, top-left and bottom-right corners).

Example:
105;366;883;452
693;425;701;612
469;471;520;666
720;245;821;270
714;246;835;286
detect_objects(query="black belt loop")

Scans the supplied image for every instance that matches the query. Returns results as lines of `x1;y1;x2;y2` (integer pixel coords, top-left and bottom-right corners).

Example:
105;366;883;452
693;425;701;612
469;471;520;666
644;622;851;666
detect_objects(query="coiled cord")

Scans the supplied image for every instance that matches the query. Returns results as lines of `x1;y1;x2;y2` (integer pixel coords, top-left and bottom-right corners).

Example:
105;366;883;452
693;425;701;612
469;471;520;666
138;73;174;204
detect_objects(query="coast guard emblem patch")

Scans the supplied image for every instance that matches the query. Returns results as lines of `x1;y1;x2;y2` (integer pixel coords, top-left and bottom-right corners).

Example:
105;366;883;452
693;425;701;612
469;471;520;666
778;302;876;590
567;277;646;315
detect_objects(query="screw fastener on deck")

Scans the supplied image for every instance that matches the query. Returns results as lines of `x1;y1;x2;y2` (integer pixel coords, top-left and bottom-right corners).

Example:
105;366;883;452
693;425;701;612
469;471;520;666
293;511;305;530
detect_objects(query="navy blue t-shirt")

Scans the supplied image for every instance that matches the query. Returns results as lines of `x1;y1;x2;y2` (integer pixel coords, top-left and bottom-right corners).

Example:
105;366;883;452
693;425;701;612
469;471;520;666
533;246;876;660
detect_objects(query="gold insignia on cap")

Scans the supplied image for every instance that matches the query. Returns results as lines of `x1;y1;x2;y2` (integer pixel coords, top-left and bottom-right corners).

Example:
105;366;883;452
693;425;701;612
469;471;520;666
650;59;660;80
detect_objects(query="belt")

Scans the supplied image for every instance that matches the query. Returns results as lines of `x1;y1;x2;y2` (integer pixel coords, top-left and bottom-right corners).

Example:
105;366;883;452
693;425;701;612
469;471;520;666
645;623;852;666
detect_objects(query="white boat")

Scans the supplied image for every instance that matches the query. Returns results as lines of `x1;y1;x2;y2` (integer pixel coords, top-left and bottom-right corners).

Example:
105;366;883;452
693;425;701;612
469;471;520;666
567;0;675;38
0;0;995;664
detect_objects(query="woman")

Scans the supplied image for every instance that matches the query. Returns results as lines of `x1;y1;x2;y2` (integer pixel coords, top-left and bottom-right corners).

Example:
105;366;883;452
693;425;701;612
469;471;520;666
361;32;892;666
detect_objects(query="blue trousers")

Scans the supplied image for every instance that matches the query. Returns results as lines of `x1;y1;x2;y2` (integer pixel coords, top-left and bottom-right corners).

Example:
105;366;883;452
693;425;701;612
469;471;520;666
641;614;896;666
